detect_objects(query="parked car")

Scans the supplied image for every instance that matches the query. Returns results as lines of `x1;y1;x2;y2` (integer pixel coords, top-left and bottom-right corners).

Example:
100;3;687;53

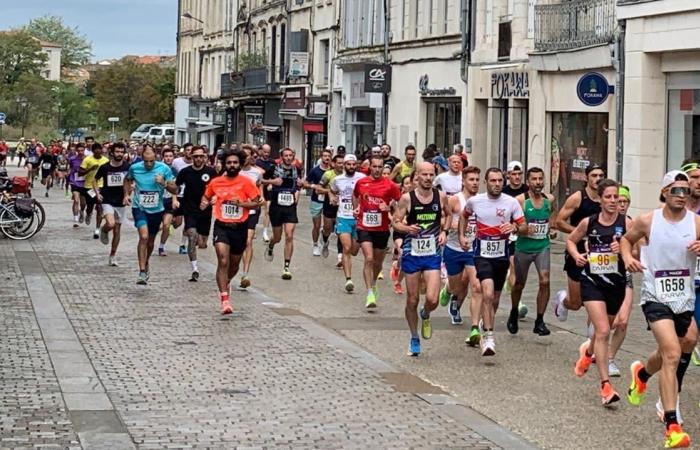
146;124;174;144
130;124;155;141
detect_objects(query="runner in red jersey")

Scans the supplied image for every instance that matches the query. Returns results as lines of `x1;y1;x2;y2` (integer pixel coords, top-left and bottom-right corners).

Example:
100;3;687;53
354;154;402;309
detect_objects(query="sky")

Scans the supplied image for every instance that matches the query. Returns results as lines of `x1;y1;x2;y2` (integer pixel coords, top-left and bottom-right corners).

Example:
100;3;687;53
1;0;177;61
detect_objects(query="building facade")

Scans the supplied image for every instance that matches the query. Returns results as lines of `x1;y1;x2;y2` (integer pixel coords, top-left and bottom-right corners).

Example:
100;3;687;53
40;41;62;81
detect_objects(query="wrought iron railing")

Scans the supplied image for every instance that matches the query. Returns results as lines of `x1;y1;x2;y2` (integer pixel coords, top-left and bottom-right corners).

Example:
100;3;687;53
534;0;617;52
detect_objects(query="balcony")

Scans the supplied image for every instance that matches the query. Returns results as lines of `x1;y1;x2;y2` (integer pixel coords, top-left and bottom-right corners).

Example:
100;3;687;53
534;0;616;52
220;66;290;98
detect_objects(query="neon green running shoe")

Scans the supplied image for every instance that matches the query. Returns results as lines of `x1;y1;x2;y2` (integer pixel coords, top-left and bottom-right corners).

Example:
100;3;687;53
420;307;432;339
439;286;451;307
365;290;377;309
466;328;481;347
691;345;700;366
627;360;648;406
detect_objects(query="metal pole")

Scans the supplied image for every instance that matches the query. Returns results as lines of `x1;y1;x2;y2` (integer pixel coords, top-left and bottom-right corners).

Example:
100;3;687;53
382;0;390;145
615;20;626;182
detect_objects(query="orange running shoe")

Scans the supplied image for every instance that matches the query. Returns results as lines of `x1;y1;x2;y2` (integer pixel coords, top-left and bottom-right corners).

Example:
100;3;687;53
220;298;233;315
390;262;399;283
627;360;648;406
601;382;620;406
393;282;403;295
574;340;593;377
665;424;691;448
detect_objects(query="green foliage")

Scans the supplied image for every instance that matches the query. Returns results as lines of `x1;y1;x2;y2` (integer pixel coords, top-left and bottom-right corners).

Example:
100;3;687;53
233;51;268;71
0;30;47;85
25;15;92;69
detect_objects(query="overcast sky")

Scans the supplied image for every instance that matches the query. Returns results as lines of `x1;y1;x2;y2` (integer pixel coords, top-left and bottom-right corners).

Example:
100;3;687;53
1;0;177;60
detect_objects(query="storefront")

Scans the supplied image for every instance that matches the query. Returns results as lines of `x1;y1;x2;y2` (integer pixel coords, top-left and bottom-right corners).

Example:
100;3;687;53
666;73;700;170
303;99;328;174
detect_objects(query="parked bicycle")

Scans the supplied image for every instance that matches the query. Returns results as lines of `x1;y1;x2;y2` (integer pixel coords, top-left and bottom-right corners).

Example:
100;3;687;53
0;176;45;240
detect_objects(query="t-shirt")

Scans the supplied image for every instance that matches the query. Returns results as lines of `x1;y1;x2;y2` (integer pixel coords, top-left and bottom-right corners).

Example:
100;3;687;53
26;146;39;164
127;161;175;213
176;165;217;216
503;184;528;197
307;164;330;203
433;172;462;196
205;174;260;224
330;172;366;219
69;155;85;187
96;161;130;206
383;156;401;171
241;167;263;186
354;176;401;232
38;152;57;172
256;158;275;175
171;157;191;175
81;155;110;189
265;163;300;207
464;193;525;260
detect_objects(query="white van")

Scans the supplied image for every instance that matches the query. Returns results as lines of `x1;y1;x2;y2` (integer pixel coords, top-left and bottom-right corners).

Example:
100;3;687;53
130;124;155;141
146;124;175;144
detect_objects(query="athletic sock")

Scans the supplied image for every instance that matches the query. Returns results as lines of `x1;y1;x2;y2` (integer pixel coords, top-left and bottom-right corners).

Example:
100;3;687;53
411;331;419;339
536;313;544;322
676;352;691;392
322;234;329;244
346;277;351;281
284;259;290;269
600;379;610;388
638;367;652;383
74;215;79;222
367;288;373;296
664;411;679;429
159;244;165;251
220;292;229;302
191;260;198;272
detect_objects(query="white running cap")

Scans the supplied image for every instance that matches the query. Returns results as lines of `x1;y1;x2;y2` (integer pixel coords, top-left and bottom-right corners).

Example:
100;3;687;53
662;170;688;189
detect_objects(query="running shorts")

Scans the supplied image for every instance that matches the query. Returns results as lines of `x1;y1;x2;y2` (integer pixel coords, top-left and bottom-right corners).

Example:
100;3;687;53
580;278;625;316
401;254;442;275
357;230;390;250
474;257;509;291
269;205;298;227
443;246;475;276
132;208;163;236
563;251;583;282
184;213;212;236
309;200;323;218
247;207;260;230
642;302;694;338
102;204;126;224
212;220;247;255
335;217;357;239
513;249;550;284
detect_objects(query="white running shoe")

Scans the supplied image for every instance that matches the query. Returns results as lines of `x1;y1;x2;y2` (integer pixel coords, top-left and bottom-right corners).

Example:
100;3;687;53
312;245;321;257
656;397;683;425
553;289;568;322
108;256;119;267
608;359;621;377
481;332;495;356
262;228;270;242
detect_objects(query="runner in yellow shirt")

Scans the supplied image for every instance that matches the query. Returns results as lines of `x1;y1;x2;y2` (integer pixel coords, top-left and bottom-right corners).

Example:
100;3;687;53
79;142;110;239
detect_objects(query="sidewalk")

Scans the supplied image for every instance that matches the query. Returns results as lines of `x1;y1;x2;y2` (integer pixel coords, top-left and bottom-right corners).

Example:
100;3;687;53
0;185;531;448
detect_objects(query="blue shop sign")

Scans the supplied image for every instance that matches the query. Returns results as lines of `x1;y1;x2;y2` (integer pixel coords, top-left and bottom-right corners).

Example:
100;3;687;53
577;72;614;107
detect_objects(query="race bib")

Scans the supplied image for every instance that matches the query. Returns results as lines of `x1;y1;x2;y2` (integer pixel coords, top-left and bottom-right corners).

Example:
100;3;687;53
28;157;38;164
317;193;325;202
362;211;381;228
74;175;85;182
107;172;125;187
221;202;243;220
138;191;160;208
86;189;97;198
655;269;691;303
42;163;52;170
480;239;506;258
278;191;294;206
339;198;353;217
411;237;437;256
529;220;549;240
588;252;618;275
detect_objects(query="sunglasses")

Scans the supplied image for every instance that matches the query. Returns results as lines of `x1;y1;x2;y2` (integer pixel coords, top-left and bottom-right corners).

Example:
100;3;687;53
682;162;700;173
669;186;690;197
192;154;207;158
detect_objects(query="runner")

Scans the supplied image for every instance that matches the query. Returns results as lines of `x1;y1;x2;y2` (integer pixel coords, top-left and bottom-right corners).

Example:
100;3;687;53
124;146;178;285
381;143;400;171
68;143;87;228
461;167;525;357
553;164;605;320
201;149;261;315
567;179;631;406
390;173;416;295
392;162;448;356
508;167;556;336
502;161;528;293
433;154;463;197
622;170;700;448
257;143;275;242
157;147;180;256
56;150;70;197
305;147;332;256
25;139;40;186
79;142;109;239
389;144;417;184
93;142;130;266
330;154;366;291
239;145;265;289
263;147;302;280
37;148;57;198
172;143;193;254
354;154;401;308
317;154;345;266
15;138;26;167
175;145;217;282
442;166;482;342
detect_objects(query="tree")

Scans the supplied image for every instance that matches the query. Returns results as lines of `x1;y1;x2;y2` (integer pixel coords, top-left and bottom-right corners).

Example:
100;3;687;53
54;82;93;134
25;15;92;69
0;31;47;85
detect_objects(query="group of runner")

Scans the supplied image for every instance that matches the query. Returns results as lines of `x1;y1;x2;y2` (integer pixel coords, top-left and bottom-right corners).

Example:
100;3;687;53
48;136;700;449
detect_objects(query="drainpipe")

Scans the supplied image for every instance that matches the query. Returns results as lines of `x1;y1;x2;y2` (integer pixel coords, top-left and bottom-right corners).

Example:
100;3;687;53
459;0;472;83
614;19;626;183
382;0;390;145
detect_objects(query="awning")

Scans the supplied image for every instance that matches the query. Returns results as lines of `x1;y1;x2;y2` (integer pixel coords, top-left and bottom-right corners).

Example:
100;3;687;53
303;122;325;133
196;125;222;133
262;125;280;132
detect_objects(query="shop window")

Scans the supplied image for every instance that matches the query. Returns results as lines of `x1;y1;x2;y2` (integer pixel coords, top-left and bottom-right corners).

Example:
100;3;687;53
550;112;609;205
426;101;461;157
667;89;700;170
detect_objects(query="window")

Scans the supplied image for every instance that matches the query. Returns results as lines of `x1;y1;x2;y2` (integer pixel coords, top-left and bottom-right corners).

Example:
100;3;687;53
497;20;511;60
262;28;267;58
426;101;461;156
443;0;448;34
414;0;420;38
280;23;286;82
321;39;330;85
271;25;277;81
667;89;700;170
252;32;257;53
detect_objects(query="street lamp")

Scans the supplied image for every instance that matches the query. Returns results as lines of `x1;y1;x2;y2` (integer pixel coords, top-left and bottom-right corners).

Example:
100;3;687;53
181;12;205;24
15;97;28;138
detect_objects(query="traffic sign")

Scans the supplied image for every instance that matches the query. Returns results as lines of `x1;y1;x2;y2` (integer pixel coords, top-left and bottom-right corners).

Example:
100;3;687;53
107;117;120;122
0;112;6;122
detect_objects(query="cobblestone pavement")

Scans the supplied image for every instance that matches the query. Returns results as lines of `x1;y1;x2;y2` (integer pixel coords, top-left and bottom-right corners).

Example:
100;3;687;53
1;175;520;448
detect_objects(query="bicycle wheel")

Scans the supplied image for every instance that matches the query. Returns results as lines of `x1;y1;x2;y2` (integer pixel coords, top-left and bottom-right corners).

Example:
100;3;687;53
0;205;39;240
31;199;46;232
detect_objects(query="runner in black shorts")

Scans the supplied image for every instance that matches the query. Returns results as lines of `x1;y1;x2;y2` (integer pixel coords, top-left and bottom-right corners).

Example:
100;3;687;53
317;154;344;263
37;149;57;198
239;145;264;289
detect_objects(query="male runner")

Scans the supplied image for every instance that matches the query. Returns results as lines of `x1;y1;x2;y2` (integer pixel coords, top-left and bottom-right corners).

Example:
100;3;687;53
442;166;482;342
37;149;57;197
176;145;217;282
389;145;417;184
158;147;179;256
317;154;344;265
201;149;260;315
239;145;264;288
79;142;109;238
264;148;301;280
330;155;366;291
623;170;700;448
461;167;524;357
679;160;700;368
68;143;87;228
172;142;193;254
392;162;448;356
257;143;276;242
553;164;605;320
305;147;332;256
509;167;556;336
124;146;178;285
502;161;528;292
94;142;130;266
381;143;400;171
433;154;463;196
354;154;401;308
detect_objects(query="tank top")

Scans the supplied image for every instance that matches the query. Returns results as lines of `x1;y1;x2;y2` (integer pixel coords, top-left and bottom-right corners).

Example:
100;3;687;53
516;194;551;254
581;213;626;286
446;192;475;252
402;188;442;258
641;209;697;313
570;188;601;253
398;162;414;182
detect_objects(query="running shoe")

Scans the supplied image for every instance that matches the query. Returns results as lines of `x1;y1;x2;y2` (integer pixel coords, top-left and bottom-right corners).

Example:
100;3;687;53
449;297;462;325
409;337;421;356
601;382;620;406
312;245;321;257
136;271;148;285
99;228;109;245
73;222;79;228
336;254;343;269
393;282;403;295
264;245;274;262
439;286;451;307
158;247;167;257
627;360;648;406
656;397;683;425
262;228;270;242
221;299;233;315
574;340;593;377
93;229;100;240
344;279;354;293
664;424;690;449
377;271;384;280
189;271;199;282
45;191;49;198
78;211;84;223
178;245;187;255
281;268;292;280
553;289;568;322
390;262;399;282
108;256;118;267
466;328;481;347
321;242;329;258
608;360;621;377
240;276;251;289
692;345;700;366
85;213;92;226
420;307;432;340
481;332;495;356
533;320;551;336
507;308;519;334
365;290;377;309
